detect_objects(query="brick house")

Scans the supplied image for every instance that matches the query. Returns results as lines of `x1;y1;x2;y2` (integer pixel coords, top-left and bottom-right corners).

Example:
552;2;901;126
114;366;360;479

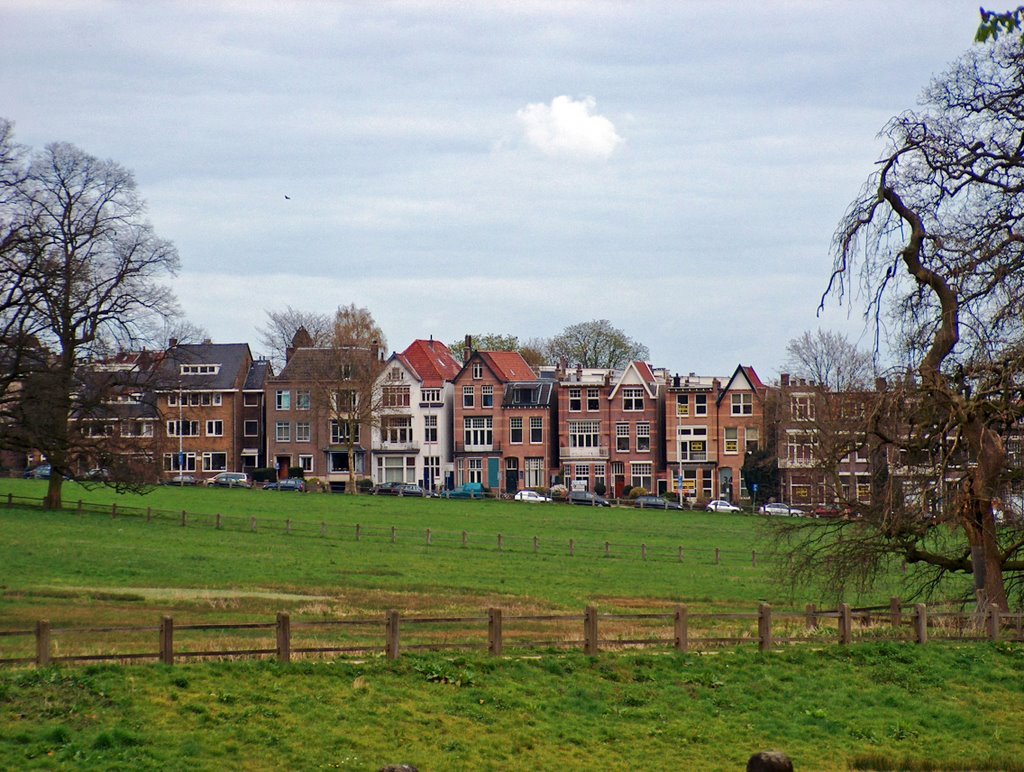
451;347;543;491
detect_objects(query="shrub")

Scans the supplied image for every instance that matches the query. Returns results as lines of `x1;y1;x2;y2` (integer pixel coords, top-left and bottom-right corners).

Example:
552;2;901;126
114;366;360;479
621;485;633;498
550;484;569;500
357;478;373;493
594;482;606;496
288;466;305;479
627;487;648;499
252;467;277;483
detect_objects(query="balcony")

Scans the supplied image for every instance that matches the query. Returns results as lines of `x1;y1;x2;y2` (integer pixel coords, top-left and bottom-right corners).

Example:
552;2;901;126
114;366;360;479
560;445;610;459
454;441;501;454
373;441;420;453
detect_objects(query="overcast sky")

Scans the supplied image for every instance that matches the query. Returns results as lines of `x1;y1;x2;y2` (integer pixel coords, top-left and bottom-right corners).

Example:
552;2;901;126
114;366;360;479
2;1;983;379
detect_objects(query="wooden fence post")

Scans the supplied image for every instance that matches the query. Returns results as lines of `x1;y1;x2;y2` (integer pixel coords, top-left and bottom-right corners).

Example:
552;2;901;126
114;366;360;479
146;506;152;523
276;612;291;663
674;605;688;652
111;503;117;519
77;499;83;515
714;548;720;565
914;604;928;645
426;528;432;546
498;534;503;552
159;616;174;666
805;603;818;630
988;603;1000;642
890;597;902;630
180;510;187;527
391;526;397;544
320;521;326;538
462;530;468;548
286;519;292;535
215;513;221;530
752;550;757;567
569;539;575;557
839;603;852;645
385;610;400;660
35;620;51;667
355;523;361;541
605;541;610;558
488;608;503;656
6;492;12;508
250;516;257;532
584;605;599;655
758;603;773;652
678;546;684;562
641;543;647;561
532;536;539;553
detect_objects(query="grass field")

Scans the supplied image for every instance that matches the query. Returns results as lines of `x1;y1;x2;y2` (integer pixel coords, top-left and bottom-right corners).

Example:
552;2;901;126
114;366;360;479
1;478;1009;770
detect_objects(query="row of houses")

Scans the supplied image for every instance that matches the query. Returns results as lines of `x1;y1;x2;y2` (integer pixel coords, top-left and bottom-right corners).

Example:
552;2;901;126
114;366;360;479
9;331;888;506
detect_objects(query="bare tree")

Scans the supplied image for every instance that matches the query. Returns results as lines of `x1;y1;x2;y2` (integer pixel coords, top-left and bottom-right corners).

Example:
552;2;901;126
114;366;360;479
777;40;1024;610
257;306;331;370
3;136;180;508
545;319;649;370
784;330;874;391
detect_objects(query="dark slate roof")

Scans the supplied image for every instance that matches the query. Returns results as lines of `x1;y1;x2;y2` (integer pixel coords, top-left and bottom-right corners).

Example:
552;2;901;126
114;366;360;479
502;380;554;408
244;359;272;390
156;343;252;391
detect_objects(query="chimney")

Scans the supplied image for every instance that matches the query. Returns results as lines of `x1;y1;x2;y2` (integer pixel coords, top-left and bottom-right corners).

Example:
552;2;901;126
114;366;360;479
672;373;681;388
575;364;583;381
168;338;178;349
780;373;790;386
464;335;472;362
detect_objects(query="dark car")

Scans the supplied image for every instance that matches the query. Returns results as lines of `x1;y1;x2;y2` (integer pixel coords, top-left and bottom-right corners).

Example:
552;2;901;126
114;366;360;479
263;478;305;492
23;464;52;479
568;491;610;507
166;474;198;486
633;495;683;510
372;482;401;495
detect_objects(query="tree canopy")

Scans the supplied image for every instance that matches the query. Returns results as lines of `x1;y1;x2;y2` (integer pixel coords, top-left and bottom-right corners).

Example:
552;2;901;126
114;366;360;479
545;319;649;370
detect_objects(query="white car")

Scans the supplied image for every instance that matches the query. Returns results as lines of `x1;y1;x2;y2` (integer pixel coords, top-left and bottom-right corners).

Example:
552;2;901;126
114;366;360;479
706;499;742;513
759;502;802;516
514;490;552;503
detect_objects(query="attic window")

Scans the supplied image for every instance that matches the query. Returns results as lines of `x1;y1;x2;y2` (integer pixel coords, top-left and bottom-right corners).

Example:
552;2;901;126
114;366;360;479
180;364;219;375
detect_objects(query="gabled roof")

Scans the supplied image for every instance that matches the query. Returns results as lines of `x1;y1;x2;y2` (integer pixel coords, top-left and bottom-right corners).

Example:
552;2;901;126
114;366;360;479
156;343;252;391
716;364;767;405
244;359;272;390
400;339;460;387
477;351;536;382
608;361;661;398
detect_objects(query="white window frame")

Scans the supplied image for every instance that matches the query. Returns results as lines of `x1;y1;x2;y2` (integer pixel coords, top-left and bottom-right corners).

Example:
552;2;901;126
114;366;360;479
276;421;291;443
205;419;223;437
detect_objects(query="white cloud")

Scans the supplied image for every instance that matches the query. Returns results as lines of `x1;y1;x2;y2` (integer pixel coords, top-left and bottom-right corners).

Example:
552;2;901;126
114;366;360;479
517;95;623;160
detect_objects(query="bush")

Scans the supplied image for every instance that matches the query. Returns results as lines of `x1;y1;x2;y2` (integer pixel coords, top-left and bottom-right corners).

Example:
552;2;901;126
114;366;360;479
627;487;648;499
357;478;373;493
550;484;569;500
621;485;632;498
594;481;606;496
288;466;305;479
252;467;277;483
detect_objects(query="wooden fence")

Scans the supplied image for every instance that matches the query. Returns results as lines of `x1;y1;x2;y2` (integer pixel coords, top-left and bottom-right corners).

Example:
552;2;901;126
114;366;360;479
3;601;1022;669
2;492;775;566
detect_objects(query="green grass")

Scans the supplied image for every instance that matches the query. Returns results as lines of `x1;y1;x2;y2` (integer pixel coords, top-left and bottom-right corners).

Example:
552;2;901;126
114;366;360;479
2;645;1024;770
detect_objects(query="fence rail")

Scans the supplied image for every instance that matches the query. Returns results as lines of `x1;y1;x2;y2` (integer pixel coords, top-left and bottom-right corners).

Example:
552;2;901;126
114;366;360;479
2;492;781;567
3;601;1022;669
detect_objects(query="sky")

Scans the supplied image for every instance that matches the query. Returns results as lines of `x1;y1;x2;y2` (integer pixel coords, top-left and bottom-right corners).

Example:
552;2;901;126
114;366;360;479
1;1;986;379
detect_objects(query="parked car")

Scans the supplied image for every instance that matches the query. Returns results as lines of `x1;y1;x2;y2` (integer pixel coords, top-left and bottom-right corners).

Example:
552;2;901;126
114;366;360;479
371;482;400;495
263;478;305;492
444;483;487;499
759;502;803;517
206;472;253;488
166;474;198;486
514;490;552;503
706;499;742;513
813;505;854;519
85;467;111;481
373;482;428;497
23;464;51;479
633;495;683;510
568;491;610;507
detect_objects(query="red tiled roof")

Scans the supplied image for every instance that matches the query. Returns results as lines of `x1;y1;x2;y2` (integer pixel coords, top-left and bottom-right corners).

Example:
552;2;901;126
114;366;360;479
633;360;656;384
479;351;537;382
401;339;461;387
742;365;766;392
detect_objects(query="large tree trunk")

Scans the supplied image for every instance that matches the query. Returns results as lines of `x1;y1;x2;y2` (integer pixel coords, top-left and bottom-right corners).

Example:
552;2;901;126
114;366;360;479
963;421;1008;611
44;470;63;510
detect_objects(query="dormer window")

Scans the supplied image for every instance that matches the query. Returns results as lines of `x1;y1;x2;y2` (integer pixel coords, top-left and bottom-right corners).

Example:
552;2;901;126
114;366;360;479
180;364;219;375
472;362;483;379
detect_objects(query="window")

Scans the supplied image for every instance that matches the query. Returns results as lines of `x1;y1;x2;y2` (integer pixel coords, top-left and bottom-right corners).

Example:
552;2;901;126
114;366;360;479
731;393;753;415
169;392;221;407
383;386;410;408
299;454;314;473
745;427;759;453
530;417;543;444
472;362;483;380
630;462;653;491
676;394;689;416
421;388;441;404
387;366;404;381
462;385;474;408
296;390;311;410
244;392;260;407
202;452;227;471
330;420;359;444
525;457;544;487
122;421;153;438
296;422;311;442
424;415;438;443
167;420;199;437
383;417;412;444
594;463;606;489
677;427;708;461
616;423;629;452
787;435;815;464
205;420;223;437
791;395;815;420
244;420;258;437
569;388;582;411
622;387;644;411
574;464;590;488
724;427;738;454
509;417;523;444
569;420;601;449
694;394;707;416
468;458;483;482
180;364;219;375
464;417;493;447
423;456;441;487
587;389;600;411
164;452;196;472
636;422;651;452
276;422;291;442
275;390;291;410
82;423;114;437
332;390;357;411
482;385;494;407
